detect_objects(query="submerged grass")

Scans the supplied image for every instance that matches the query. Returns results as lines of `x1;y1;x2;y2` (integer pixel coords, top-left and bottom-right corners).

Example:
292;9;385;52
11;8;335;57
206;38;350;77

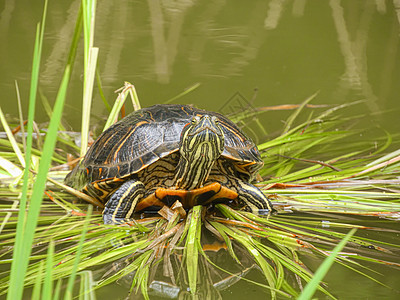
1;1;400;299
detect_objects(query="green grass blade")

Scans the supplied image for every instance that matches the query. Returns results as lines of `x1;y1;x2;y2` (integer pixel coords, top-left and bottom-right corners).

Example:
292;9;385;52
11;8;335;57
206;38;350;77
103;82;141;131
42;241;54;300
80;0;97;156
64;206;92;300
127;82;141;110
96;69;111;111
137;264;150;300
7;0;48;297
53;279;62;300
164;82;201;104
39;90;67;133
80;47;99;156
0;156;22;178
77;271;96;300
7;65;70;300
14;80;26;152
0;107;25;167
31;261;44;300
282;91;318;134
298;228;357;300
206;221;241;264
184;205;202;294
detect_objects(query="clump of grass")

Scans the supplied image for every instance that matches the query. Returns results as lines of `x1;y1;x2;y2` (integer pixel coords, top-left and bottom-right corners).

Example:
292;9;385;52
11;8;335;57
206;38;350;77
2;101;400;299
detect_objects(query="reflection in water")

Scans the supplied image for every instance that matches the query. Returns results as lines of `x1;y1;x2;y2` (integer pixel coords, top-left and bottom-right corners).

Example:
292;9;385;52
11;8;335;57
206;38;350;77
292;0;306;17
1;1;400;130
148;0;169;84
98;0;127;84
188;0;226;77
0;0;15;40
376;0;386;14
264;0;287;30
147;0;194;84
330;0;379;112
41;1;80;88
222;1;269;77
379;18;399;105
330;0;361;89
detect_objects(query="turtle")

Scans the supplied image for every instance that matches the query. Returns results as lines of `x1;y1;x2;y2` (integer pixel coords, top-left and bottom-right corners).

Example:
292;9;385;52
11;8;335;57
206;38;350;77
65;104;272;224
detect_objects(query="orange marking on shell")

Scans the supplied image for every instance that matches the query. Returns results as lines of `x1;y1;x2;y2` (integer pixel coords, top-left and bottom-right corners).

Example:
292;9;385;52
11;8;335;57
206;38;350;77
220;122;246;142
116;165;120;176
102;132;119;163
138;156;144;166
112;121;149;162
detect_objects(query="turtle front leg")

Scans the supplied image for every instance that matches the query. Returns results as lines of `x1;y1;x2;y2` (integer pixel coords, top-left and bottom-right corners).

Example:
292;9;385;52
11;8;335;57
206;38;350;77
103;178;145;224
224;177;273;214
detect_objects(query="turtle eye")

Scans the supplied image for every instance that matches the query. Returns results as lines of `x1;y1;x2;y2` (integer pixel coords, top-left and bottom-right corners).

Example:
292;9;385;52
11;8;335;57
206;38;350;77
191;116;200;124
211;116;219;124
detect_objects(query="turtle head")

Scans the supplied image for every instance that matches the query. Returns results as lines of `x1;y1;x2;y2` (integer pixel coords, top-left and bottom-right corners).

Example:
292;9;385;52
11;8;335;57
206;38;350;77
175;115;225;189
180;115;225;160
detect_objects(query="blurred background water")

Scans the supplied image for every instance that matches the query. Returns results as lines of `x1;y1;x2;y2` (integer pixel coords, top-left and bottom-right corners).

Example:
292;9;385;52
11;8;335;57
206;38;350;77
1;0;400;135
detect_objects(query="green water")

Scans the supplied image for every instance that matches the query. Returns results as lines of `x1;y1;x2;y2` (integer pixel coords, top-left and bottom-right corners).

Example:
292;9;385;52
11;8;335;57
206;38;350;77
2;0;400;132
1;0;400;299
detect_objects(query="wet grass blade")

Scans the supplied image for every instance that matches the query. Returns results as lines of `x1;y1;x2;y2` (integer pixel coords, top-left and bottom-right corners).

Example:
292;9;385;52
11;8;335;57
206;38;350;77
215;222;278;299
96;70;111;111
14;81;26;152
298;228;357;300
96;248;151;289
64;205;92;300
184;205;203;295
0;107;25;168
77;271;96;300
164;82;201;104
282;91;318;134
103;82;141;131
135;259;151;300
205;220;241;264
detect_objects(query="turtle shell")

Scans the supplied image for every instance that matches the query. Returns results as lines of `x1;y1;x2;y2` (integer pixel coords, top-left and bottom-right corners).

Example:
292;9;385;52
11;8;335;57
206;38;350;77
65;104;263;190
